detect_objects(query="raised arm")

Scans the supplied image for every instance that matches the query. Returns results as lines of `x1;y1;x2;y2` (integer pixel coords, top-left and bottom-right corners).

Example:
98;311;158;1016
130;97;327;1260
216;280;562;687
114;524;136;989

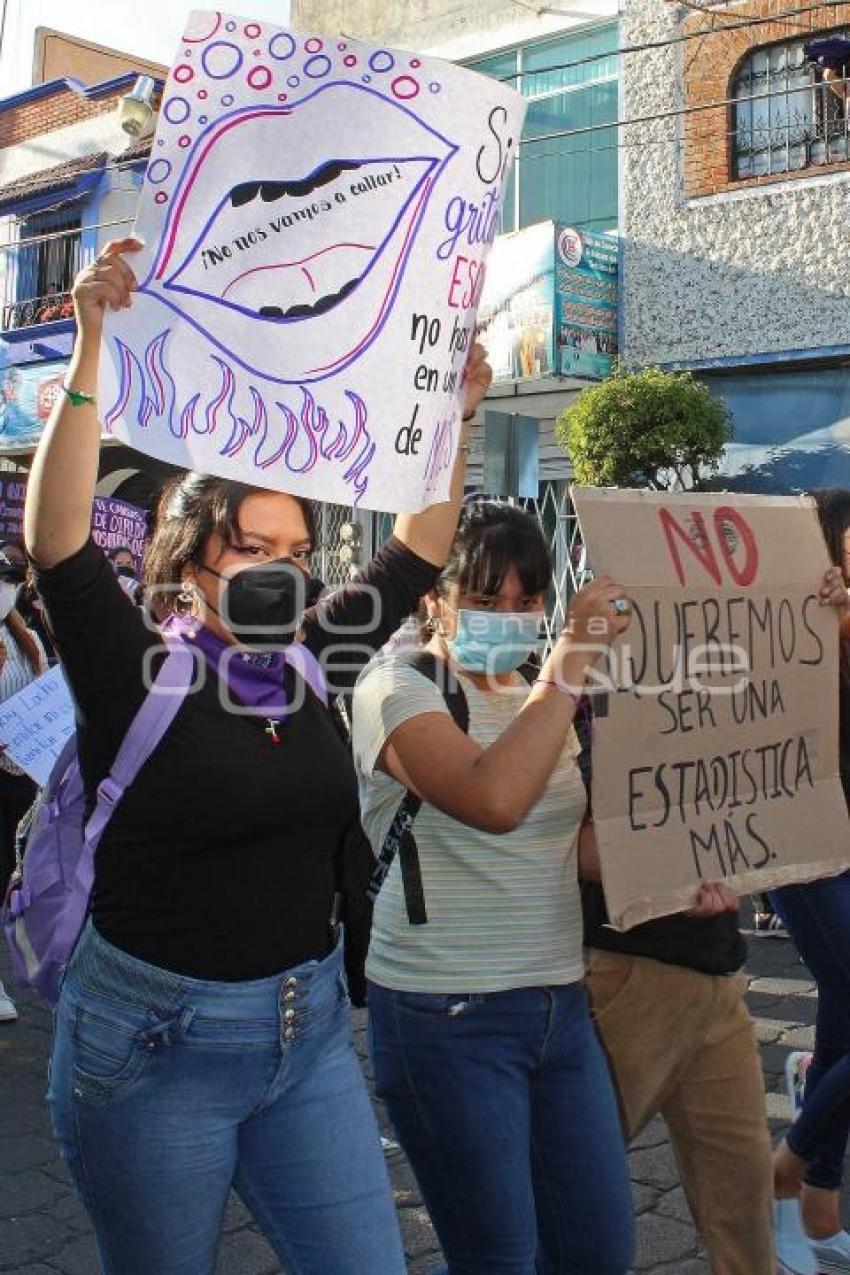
375;579;630;834
392;343;492;567
24;238;141;567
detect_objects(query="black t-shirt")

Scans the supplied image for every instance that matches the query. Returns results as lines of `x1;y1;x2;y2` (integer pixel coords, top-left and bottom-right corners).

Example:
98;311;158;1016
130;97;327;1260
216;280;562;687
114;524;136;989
581;881;746;975
35;536;438;980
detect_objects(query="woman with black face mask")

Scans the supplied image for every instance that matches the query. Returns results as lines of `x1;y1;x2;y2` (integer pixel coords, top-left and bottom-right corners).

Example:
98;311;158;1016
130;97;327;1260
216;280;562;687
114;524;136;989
23;237;492;1275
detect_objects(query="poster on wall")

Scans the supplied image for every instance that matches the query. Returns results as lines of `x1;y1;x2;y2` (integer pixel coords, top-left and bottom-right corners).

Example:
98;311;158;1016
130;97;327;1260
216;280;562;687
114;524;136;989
98;10;526;511
572;486;850;930
476;221;555;382
0;361;68;451
555;226;617;381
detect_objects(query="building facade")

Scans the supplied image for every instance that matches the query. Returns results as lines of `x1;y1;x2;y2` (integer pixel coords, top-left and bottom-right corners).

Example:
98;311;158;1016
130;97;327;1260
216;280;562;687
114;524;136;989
620;0;850;490
0;34;167;507
294;0;620;622
0;33;366;584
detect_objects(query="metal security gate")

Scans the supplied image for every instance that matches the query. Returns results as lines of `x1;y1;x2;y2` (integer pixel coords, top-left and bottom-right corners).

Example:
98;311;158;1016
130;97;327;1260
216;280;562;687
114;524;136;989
520;479;583;649
359;481;583;649
313;501;357;588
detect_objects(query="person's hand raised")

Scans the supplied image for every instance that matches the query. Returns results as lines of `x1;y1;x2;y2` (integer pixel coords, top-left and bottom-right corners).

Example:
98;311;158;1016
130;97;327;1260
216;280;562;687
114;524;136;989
460;342;493;421
72;237;143;340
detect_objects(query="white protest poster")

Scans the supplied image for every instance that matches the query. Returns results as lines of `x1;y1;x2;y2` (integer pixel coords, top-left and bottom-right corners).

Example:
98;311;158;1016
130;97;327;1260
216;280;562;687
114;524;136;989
0;667;75;787
98;12;526;511
571;487;850;930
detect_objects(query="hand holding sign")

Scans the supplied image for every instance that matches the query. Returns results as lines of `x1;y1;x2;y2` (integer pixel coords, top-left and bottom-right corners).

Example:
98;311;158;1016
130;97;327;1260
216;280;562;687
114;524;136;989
572;487;850;930
98;12;526;512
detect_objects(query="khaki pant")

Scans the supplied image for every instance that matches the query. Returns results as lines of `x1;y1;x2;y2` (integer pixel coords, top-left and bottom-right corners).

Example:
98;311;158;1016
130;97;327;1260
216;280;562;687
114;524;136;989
585;949;774;1275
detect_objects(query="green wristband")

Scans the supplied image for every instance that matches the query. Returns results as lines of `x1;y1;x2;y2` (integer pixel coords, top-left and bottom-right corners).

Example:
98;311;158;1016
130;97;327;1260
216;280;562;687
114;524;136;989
61;383;97;408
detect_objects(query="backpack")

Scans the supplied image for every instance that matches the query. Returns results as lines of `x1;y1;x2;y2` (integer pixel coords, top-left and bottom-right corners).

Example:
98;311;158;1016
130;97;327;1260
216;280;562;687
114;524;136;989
335;650;471;1007
2;646;197;1004
2;640;336;1006
344;652;538;1004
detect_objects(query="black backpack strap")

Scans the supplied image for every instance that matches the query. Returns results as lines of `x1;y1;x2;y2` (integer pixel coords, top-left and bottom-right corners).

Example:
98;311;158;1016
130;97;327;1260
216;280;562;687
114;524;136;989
366;652;469;926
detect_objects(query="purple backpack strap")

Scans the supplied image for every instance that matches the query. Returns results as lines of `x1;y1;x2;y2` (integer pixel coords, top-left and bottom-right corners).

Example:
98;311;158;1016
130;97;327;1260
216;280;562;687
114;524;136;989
285;643;328;707
76;645;196;890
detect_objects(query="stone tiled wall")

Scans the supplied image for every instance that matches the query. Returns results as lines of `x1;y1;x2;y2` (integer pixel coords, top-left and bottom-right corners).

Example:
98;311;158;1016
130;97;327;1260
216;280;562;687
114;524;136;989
621;0;850;368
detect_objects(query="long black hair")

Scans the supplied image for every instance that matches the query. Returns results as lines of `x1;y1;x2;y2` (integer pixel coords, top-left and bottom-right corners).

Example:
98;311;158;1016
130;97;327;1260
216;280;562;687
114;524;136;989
436;501;552;601
812;488;850;584
811;488;850;689
144;473;317;617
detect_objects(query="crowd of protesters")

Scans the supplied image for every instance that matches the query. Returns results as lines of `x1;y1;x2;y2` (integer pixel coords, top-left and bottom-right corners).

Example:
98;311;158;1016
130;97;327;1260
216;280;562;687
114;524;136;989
0;237;848;1275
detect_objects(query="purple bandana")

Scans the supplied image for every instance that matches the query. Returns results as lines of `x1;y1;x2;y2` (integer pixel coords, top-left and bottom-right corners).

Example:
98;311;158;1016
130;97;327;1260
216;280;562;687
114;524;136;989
162;615;327;717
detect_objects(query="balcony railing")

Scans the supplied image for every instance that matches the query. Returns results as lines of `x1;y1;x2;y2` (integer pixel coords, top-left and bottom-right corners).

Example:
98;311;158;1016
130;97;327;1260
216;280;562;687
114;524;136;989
3;290;75;333
1;208;84;335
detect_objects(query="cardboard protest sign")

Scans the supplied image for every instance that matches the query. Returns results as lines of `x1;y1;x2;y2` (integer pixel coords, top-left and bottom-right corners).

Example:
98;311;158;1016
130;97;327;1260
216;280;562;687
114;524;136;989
98;11;526;511
571;487;850;929
0;667;74;787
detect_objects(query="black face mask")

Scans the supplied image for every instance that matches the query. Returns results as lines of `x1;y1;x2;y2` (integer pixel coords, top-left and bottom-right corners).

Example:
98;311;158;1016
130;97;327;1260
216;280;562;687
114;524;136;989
115;564;138;581
200;558;324;646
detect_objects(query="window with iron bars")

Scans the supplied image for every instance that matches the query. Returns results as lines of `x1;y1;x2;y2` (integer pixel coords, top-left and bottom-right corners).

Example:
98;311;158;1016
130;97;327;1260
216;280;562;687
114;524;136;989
733;32;849;179
2;206;82;332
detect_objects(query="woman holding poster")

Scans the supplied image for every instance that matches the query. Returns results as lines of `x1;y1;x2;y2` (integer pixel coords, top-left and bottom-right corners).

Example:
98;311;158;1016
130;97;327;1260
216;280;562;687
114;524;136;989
23;239;491;1275
352;502;635;1274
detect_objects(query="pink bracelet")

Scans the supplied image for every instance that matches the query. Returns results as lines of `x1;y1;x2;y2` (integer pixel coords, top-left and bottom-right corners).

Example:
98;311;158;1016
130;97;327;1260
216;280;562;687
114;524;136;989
533;677;582;711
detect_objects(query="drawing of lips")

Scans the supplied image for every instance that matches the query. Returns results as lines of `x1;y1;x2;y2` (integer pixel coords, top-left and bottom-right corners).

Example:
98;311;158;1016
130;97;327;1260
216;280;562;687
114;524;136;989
142;84;458;384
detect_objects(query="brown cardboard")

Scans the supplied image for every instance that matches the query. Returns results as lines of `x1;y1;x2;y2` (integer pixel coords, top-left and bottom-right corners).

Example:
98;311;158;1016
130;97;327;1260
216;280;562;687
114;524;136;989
571;486;850;929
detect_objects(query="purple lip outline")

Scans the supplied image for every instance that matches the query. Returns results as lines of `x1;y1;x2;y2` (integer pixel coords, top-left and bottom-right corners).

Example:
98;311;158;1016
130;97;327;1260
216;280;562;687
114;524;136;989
137;83;458;384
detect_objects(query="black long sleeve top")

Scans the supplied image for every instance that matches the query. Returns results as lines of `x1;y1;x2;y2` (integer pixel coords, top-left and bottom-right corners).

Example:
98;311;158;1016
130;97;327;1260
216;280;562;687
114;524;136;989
35;535;438;979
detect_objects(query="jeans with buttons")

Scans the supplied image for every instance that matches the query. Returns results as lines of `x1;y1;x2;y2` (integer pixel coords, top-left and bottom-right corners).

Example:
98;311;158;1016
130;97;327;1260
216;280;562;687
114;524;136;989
48;923;405;1275
368;979;635;1275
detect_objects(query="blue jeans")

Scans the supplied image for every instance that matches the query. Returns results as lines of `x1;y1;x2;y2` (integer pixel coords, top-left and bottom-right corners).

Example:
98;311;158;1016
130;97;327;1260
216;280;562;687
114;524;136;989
368;979;635;1275
48;924;405;1275
770;872;850;1190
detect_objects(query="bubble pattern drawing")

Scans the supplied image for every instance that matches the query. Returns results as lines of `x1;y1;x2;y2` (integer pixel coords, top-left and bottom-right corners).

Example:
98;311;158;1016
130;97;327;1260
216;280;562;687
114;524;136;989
153;16;442;211
101;9;519;514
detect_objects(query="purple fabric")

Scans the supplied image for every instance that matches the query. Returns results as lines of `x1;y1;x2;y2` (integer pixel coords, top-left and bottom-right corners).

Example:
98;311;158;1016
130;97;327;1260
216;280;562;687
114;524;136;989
161;616;327;714
2;646;196;1004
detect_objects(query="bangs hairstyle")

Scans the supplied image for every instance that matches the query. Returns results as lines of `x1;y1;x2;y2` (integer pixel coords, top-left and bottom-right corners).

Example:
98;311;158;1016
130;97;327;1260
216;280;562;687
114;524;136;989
437;501;551;600
144;473;317;618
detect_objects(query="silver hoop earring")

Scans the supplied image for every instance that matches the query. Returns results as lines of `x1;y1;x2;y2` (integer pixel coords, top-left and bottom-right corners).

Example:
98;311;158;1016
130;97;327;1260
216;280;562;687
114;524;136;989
176;583;202;621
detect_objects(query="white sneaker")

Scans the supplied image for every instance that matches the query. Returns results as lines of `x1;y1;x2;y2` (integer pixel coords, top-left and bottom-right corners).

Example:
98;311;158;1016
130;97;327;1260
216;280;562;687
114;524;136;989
811;1230;850;1273
786;1050;813;1121
775;1199;817;1275
0;979;17;1022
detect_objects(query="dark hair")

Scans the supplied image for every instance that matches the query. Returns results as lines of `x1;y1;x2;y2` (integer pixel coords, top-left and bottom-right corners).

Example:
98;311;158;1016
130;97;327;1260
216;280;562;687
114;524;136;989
436;501;551;601
108;545;136;561
811;489;850;687
811;489;850;582
144;473;317;617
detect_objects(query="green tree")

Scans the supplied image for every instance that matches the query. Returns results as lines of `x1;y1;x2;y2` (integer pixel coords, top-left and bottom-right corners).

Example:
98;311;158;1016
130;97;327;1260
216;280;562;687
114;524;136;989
555;366;731;490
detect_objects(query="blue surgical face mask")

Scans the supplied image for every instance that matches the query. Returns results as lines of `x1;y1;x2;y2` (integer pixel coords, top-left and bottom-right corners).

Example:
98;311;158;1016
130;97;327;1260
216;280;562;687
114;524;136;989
446;606;543;674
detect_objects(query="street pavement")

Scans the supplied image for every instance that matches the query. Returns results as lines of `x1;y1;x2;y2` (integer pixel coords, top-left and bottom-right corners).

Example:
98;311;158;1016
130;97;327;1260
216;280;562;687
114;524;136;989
1;917;847;1275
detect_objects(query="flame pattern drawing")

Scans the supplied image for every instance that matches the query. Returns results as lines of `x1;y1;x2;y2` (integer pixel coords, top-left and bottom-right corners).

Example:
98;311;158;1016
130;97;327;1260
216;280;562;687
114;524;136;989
423;416;455;497
103;328;376;501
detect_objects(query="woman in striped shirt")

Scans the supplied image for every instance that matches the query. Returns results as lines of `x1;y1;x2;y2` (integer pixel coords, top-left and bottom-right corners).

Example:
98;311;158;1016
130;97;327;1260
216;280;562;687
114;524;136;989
352;502;635;1274
0;550;47;1021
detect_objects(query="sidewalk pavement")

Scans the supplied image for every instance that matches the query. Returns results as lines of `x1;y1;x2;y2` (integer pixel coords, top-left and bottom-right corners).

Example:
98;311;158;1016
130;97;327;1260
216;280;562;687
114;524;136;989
0;928;845;1274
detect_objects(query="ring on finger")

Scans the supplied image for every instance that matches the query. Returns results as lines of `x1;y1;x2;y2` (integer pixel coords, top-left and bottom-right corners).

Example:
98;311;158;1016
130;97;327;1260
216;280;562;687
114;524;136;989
611;598;631;616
